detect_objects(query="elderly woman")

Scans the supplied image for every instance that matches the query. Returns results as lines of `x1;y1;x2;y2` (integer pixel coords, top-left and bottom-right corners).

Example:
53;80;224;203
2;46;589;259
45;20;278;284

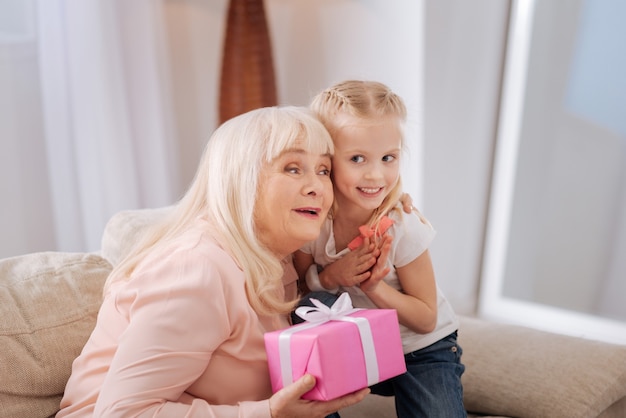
57;107;369;418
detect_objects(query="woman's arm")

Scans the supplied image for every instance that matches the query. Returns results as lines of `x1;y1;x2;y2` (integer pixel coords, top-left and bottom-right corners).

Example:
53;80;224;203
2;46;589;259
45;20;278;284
93;253;240;417
93;248;369;418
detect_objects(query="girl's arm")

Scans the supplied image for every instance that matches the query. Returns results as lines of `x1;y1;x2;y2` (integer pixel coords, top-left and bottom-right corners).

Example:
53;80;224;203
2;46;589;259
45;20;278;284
293;246;380;291
361;250;438;334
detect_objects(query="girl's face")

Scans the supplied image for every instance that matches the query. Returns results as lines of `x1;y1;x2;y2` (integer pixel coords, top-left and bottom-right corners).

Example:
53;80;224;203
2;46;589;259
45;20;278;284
331;115;402;215
255;143;333;257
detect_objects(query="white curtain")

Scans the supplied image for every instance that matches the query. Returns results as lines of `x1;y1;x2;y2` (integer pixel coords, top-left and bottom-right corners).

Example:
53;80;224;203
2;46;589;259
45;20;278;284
0;0;179;258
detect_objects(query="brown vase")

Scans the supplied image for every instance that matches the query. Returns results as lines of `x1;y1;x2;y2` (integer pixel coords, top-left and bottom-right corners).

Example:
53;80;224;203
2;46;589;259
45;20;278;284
219;0;278;124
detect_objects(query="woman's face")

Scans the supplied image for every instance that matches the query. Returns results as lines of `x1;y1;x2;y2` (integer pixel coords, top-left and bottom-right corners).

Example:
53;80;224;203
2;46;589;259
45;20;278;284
255;143;333;257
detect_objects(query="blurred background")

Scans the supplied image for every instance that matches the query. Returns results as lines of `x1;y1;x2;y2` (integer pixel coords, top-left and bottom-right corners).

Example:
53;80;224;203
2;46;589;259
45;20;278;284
1;0;624;342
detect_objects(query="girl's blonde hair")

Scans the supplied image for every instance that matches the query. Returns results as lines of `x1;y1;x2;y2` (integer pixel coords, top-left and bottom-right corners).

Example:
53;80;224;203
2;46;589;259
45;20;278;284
310;80;407;228
105;106;334;316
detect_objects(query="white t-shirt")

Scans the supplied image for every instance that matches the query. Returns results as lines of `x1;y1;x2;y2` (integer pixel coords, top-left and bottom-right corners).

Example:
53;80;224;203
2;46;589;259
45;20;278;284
300;210;459;353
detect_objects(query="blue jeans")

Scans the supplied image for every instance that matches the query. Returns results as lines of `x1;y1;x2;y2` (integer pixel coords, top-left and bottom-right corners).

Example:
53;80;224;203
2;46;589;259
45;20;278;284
370;332;466;418
293;292;466;418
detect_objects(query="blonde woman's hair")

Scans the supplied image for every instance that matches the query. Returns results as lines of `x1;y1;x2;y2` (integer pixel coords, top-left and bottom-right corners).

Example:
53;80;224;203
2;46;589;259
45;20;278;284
311;80;407;228
105;106;334;316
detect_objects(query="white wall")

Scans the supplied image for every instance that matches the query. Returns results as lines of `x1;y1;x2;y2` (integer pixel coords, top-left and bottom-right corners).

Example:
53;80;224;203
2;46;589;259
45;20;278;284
423;1;509;314
268;0;425;208
162;0;424;203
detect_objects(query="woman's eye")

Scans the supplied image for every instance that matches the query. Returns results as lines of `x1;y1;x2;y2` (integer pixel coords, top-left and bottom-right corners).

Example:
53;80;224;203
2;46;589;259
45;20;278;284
351;155;365;163
382;155;396;163
286;166;300;174
318;167;331;176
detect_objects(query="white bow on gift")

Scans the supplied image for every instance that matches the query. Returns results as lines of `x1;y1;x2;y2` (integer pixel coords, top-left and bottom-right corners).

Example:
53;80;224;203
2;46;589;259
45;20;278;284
278;292;380;388
294;292;357;323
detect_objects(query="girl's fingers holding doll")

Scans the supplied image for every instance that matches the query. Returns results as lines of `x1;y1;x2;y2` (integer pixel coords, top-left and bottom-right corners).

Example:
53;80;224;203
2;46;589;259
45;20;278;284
361;235;392;291
351;270;372;286
323;251;372;287
356;253;377;272
353;235;376;255
378;234;393;256
376;234;393;251
376;235;392;266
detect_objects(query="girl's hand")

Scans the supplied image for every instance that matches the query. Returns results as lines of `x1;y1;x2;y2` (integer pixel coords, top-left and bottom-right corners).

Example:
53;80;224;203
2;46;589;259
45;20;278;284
400;193;414;214
320;238;379;288
269;374;369;418
360;234;392;292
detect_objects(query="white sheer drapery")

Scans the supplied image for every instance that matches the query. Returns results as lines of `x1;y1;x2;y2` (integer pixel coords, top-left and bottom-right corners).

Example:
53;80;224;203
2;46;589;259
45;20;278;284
0;0;178;257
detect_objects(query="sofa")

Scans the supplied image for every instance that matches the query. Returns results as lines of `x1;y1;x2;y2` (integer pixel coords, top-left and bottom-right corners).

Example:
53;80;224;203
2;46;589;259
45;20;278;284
2;207;626;418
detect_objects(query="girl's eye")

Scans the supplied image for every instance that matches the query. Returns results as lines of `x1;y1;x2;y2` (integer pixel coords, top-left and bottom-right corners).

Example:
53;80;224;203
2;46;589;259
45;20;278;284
351;155;365;163
382;155;396;163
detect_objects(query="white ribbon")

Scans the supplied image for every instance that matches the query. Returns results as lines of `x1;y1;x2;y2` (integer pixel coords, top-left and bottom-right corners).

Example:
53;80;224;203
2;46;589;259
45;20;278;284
278;293;380;390
294;292;356;323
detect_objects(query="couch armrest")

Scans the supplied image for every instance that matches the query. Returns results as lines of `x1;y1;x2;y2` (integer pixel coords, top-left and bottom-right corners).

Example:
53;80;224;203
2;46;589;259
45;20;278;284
0;252;111;418
458;316;626;418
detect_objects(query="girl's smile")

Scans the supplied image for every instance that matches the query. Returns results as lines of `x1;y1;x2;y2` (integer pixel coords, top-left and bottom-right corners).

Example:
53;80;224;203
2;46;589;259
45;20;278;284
331;115;402;216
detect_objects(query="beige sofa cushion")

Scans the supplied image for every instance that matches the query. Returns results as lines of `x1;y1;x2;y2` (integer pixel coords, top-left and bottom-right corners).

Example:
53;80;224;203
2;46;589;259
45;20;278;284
0;252;111;418
459;316;626;418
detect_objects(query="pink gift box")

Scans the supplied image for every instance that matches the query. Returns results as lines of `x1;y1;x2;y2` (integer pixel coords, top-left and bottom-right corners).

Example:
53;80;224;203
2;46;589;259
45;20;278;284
264;304;406;401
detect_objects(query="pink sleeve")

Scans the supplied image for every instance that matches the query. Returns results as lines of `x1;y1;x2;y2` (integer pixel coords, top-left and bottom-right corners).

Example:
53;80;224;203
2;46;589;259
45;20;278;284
92;248;272;418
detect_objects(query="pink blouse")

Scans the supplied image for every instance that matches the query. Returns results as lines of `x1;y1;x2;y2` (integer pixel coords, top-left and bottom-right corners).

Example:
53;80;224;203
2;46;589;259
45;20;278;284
57;217;294;418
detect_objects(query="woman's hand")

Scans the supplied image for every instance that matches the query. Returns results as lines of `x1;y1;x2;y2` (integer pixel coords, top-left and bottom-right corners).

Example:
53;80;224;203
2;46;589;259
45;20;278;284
269;374;369;418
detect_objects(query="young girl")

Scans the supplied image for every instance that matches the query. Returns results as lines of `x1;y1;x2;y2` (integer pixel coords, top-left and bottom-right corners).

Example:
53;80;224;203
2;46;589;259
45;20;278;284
293;80;466;418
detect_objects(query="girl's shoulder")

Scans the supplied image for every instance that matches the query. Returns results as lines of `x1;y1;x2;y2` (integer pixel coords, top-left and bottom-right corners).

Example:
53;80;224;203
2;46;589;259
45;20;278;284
388;207;435;234
387;208;437;266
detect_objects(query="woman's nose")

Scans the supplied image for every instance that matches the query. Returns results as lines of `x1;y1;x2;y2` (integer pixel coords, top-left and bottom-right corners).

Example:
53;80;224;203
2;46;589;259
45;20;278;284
304;172;328;196
304;175;320;196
